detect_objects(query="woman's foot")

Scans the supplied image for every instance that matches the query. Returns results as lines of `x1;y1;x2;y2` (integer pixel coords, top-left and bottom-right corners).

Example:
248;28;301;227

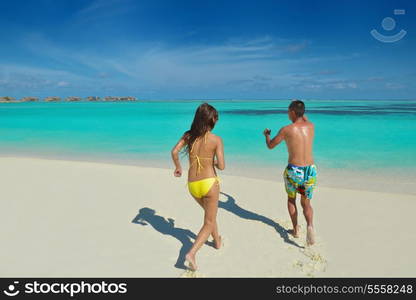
214;235;222;249
288;225;300;238
306;226;315;246
185;253;197;271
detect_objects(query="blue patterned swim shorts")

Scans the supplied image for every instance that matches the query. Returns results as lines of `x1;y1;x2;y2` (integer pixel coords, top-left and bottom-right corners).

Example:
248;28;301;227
283;164;317;199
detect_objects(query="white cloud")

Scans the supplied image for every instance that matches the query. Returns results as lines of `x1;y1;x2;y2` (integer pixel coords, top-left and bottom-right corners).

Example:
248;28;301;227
73;0;136;23
385;82;405;89
7;33;373;96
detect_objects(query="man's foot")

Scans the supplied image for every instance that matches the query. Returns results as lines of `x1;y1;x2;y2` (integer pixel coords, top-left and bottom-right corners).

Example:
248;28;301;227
306;226;315;246
185;253;197;271
288;225;300;238
214;235;222;249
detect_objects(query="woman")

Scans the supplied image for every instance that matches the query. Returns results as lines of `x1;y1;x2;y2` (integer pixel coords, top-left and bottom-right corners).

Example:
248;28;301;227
171;102;225;271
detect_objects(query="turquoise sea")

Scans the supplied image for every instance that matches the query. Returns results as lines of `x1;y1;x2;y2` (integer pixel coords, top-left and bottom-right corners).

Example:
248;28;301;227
1;100;415;193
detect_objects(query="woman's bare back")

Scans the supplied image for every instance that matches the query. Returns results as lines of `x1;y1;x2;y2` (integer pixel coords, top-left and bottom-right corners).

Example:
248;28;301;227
187;132;219;181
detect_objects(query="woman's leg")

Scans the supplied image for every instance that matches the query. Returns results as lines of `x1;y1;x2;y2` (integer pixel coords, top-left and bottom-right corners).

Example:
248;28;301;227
186;183;220;270
192;193;221;248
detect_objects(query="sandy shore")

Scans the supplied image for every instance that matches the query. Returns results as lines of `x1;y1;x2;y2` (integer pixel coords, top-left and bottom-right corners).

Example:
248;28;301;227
0;156;415;277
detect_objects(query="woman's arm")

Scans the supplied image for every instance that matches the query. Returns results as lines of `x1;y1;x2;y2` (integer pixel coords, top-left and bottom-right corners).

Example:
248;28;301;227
214;136;225;170
171;136;186;177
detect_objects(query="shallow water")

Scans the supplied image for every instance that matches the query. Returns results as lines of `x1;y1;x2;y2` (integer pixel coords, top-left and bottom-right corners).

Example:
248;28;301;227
1;99;415;193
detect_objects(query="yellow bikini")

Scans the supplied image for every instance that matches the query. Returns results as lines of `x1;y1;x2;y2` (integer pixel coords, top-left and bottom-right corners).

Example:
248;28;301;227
188;177;219;199
187;134;220;199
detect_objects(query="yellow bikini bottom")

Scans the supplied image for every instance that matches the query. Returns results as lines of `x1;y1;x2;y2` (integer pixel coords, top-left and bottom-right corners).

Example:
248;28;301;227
187;177;220;199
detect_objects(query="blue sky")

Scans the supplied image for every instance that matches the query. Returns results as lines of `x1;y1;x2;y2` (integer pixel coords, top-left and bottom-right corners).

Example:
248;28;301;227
0;0;415;99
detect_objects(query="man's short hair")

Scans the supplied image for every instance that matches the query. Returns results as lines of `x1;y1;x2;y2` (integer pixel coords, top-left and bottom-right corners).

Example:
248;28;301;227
288;100;305;117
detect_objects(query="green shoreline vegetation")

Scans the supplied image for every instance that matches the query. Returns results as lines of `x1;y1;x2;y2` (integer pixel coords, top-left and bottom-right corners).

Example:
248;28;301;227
0;96;138;103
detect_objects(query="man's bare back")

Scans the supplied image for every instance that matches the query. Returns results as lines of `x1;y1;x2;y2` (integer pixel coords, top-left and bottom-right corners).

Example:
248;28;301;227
282;117;314;167
263;100;317;246
263;115;314;167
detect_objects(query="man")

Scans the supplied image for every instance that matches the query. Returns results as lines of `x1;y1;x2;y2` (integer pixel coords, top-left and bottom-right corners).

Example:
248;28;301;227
263;100;317;246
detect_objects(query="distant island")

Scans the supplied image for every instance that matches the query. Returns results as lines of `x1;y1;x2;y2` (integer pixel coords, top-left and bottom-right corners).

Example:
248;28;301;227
0;96;138;103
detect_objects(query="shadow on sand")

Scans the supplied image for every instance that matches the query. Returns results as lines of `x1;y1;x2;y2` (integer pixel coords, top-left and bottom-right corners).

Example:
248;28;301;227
219;192;303;248
132;192;301;269
132;207;214;270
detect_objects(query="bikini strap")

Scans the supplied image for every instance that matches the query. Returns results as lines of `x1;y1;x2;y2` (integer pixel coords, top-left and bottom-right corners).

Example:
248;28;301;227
189;132;212;175
189;132;208;154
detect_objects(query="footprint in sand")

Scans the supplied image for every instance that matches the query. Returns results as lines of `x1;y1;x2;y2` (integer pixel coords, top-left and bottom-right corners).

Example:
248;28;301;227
278;219;328;277
294;241;328;276
179;269;204;278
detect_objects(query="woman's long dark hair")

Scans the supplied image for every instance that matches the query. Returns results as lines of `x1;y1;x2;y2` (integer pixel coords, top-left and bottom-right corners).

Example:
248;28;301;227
183;103;218;154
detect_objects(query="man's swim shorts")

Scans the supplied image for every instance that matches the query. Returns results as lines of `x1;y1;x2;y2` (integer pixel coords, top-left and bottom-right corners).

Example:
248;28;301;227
283;164;317;199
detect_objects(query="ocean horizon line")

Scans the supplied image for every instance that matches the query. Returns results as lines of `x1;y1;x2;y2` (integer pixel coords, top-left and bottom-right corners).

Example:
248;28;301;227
1;98;416;103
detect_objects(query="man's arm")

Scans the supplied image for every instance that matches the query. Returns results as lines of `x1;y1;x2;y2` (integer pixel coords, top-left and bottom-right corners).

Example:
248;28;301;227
264;127;286;149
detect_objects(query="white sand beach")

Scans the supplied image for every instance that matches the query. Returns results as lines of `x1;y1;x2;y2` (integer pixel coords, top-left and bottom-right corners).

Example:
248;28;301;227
0;156;415;277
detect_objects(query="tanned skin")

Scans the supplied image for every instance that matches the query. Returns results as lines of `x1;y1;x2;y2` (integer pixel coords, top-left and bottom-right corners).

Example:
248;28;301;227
263;111;316;246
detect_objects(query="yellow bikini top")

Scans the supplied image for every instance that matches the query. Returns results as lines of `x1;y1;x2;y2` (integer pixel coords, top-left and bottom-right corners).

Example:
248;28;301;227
189;132;213;175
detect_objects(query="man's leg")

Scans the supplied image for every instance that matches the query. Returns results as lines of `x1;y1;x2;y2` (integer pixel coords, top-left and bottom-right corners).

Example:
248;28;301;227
300;195;315;245
287;196;299;238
